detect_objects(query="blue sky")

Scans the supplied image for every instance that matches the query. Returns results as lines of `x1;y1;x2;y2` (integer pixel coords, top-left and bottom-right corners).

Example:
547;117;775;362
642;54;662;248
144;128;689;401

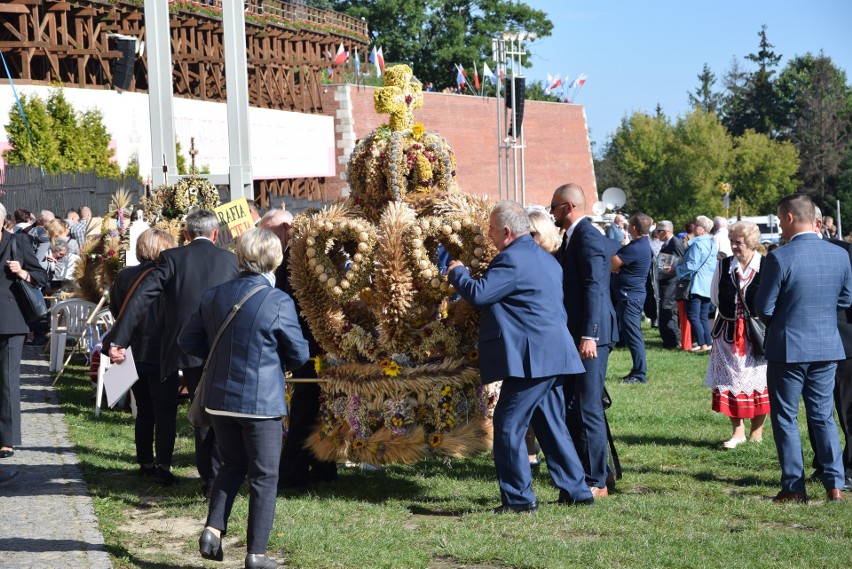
523;0;852;154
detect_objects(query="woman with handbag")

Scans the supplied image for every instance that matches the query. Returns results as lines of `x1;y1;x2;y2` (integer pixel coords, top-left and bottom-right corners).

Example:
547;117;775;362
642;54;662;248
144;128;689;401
672;216;718;352
704;222;769;448
179;228;308;569
105;228;177;484
0;202;49;459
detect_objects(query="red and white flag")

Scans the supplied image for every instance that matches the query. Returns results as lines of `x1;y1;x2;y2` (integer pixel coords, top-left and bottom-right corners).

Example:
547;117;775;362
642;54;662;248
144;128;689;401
473;62;480;90
376;46;386;71
545;73;562;95
571;73;587;88
333;43;348;66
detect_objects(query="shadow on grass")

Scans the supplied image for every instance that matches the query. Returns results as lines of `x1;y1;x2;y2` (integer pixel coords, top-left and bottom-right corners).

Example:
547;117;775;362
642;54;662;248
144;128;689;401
105;543;196;569
616;434;720;449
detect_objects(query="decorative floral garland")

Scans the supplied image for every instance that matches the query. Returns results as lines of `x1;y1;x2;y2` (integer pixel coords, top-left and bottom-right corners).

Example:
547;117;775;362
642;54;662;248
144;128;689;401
140;175;220;241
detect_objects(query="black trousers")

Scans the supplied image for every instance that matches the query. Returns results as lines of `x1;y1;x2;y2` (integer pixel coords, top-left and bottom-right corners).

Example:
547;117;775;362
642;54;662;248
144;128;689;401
808;357;852;479
0;334;25;447
207;414;281;554
280;383;337;486
130;370;179;466
180;367;221;486
657;278;680;348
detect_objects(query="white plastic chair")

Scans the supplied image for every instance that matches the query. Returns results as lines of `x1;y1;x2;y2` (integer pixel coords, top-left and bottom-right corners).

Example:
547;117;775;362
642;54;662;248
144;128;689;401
48;299;97;373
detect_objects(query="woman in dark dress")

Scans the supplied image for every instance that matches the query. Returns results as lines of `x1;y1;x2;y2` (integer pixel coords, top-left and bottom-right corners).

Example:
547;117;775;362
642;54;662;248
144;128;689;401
107;228;177;483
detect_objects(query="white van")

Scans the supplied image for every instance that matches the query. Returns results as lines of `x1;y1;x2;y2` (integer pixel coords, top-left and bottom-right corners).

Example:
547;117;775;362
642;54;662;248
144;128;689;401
728;215;781;244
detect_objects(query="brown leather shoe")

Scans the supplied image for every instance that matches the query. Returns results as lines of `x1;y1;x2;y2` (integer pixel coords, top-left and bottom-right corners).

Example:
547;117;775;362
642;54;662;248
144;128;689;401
772;491;807;503
826;489;844;502
590;486;609;498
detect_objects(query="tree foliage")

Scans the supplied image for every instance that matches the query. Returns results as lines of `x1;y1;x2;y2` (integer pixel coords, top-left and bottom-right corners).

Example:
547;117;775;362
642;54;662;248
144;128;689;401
3;87;120;177
722;26;785;137
598;108;798;228
688;63;723;114
332;1;553;89
776;53;852;199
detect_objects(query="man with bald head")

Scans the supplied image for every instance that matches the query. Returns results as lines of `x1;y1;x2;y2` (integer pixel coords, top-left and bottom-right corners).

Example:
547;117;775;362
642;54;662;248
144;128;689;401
551;183;618;498
259;208;337;491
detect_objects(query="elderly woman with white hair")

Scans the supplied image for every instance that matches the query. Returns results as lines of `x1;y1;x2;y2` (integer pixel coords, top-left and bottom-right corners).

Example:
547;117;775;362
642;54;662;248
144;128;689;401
704;221;768;448
671;215;718;352
179;227;309;569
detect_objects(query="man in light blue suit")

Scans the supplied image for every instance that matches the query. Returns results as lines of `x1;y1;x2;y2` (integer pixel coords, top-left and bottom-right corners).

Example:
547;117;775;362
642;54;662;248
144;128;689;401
754;193;852;503
448;200;593;512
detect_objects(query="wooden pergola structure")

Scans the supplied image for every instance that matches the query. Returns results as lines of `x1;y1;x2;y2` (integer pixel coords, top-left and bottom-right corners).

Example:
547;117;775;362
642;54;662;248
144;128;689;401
0;0;370;206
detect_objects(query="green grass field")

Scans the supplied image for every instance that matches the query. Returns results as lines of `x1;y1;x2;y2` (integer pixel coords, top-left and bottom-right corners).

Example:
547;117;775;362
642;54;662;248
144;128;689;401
54;331;850;568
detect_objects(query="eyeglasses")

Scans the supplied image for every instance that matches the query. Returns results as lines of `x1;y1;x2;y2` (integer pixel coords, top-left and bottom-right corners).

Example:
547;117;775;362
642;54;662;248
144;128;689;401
550;202;570;212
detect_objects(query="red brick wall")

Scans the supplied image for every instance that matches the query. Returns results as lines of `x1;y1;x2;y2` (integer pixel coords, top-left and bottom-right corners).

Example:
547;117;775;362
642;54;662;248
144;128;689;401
322;86;598;213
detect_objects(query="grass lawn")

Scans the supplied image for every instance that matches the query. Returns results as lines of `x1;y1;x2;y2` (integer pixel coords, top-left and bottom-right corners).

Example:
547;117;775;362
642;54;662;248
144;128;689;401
54;330;850;569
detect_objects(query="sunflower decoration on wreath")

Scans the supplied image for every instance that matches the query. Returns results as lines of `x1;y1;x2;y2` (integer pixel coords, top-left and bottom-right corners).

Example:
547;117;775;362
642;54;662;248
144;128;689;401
140;174;220;242
290;64;501;464
73;188;134;302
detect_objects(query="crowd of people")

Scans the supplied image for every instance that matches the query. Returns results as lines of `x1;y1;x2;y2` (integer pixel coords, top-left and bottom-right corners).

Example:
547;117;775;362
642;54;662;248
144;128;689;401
3;188;852;566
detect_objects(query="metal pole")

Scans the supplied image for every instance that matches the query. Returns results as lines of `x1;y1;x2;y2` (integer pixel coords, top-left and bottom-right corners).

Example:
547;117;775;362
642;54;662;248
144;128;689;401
837;199;843;238
143;0;177;186
494;38;504;201
222;0;254;201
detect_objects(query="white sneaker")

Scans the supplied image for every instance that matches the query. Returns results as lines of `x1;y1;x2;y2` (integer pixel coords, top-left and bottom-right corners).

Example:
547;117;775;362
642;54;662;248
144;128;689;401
723;437;747;449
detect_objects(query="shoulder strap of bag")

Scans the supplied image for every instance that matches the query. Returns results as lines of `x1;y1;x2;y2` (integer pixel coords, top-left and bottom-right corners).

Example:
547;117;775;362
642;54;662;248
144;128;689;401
115;267;155;320
201;284;268;376
8;235;28;285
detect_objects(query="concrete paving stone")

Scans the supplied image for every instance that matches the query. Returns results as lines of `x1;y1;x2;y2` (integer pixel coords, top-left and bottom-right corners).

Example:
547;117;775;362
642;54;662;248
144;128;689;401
0;345;112;569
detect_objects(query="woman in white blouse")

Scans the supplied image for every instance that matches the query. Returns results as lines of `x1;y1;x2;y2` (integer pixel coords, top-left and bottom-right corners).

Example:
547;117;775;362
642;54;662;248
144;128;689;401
704;222;769;448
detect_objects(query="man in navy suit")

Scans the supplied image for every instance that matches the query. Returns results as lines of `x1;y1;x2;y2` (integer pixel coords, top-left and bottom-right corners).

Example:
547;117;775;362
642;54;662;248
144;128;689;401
551;183;618;498
754;194;851;503
448;201;592;512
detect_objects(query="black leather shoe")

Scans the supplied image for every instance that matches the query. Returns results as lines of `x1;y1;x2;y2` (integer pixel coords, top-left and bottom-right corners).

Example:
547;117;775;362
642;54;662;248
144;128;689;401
843;477;852;492
154;466;178;486
137;465;156;478
0;449;15;459
492;501;538;514
621;376;646;385
199;528;223;561
245;553;278;568
557;490;594;506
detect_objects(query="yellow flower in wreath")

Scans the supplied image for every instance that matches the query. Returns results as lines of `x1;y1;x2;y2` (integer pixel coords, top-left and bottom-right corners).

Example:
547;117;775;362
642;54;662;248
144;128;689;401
382;361;402;377
313;355;328;375
352;438;366;450
429;433;442;447
412;122;425;139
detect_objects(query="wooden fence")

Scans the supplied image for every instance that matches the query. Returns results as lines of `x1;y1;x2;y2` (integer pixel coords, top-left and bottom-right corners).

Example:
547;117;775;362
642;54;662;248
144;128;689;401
0;166;144;217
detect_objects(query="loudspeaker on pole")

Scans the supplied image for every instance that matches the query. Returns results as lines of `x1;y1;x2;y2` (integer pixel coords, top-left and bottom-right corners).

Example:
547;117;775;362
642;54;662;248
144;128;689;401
110;36;137;91
504;76;526;137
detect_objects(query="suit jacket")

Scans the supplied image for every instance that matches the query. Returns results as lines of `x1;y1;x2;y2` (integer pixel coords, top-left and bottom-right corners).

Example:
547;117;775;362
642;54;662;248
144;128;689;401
448;234;584;384
110;238;239;378
0;230;49;335
106;261;162;370
658;236;686;283
555;217;617;346
275;247;321;377
178;273;309;417
828;238;852;358
754;233;852;363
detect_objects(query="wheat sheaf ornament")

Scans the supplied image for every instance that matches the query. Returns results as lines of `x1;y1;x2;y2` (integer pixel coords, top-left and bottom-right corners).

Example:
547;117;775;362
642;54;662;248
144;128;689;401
291;65;499;464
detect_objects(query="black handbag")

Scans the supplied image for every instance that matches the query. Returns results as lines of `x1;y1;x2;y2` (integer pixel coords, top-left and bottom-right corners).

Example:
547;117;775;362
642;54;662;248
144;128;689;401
734;271;766;357
674;247;714;301
9;237;48;323
188;284;268;427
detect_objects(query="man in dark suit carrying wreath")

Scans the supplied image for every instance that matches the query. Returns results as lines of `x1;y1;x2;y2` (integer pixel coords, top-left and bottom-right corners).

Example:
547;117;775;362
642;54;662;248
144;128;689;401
109;209;239;496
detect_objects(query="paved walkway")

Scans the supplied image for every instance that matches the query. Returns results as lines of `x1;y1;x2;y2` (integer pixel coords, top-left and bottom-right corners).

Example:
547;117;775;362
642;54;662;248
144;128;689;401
0;345;112;569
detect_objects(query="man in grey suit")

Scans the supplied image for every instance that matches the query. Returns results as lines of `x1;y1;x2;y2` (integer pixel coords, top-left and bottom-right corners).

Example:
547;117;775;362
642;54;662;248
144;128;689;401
754;194;852;503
